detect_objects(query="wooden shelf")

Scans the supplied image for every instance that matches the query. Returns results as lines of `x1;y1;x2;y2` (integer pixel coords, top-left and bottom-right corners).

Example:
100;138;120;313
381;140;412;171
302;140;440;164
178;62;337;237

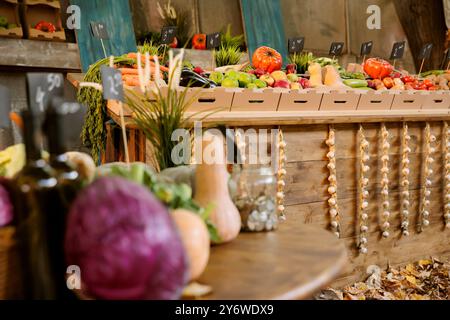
0;38;80;70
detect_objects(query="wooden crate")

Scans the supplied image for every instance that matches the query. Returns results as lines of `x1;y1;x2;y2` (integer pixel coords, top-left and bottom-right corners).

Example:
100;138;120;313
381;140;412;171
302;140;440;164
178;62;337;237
0;0;23;39
357;90;395;111
22;0;65;41
185;87;234;113
231;88;282;112
319;89;361;111
277;89;323;112
421;91;450;110
391;90;424;110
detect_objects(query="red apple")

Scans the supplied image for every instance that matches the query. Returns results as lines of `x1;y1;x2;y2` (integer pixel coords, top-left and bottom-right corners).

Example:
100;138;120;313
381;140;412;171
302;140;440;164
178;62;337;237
273;80;290;89
286;64;297;75
260;74;275;87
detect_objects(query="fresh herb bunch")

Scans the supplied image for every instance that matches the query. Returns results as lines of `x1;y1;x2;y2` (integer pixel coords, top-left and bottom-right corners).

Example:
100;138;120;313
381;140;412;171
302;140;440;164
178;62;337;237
77;56;134;164
289;52;315;74
215;45;243;67
139;40;169;64
220;24;245;50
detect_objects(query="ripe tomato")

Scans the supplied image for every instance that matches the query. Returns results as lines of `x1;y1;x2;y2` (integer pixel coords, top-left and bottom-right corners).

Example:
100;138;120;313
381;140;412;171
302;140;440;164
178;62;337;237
401;75;415;83
422;78;433;87
363;58;394;80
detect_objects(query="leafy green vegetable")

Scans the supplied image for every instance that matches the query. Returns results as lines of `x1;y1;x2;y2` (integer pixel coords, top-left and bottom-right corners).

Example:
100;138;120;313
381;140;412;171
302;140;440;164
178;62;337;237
220;24;245;50
340;71;366;80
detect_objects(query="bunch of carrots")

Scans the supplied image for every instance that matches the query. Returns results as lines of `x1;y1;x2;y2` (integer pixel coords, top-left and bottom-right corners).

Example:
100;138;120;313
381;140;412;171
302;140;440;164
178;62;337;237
119;53;169;87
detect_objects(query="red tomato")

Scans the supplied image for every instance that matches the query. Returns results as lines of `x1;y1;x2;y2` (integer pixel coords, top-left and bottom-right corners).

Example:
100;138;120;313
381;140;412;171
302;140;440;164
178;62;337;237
401;75;415;83
428;85;439;91
422;78;433;87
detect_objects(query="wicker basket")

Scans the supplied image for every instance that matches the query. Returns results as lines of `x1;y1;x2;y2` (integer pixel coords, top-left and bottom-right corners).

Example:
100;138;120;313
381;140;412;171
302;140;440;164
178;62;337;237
0;227;22;300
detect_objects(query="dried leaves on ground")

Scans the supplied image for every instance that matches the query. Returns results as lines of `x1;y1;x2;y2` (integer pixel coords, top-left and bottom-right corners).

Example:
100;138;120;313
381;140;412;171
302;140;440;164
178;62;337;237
316;257;450;300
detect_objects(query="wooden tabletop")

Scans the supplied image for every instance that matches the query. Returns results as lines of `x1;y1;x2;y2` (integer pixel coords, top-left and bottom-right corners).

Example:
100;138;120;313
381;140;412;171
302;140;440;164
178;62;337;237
198;222;347;300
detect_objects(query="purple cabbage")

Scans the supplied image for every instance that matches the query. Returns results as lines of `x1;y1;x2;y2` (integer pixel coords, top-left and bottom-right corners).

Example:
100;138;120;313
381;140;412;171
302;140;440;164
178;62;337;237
0;178;13;227
65;177;188;300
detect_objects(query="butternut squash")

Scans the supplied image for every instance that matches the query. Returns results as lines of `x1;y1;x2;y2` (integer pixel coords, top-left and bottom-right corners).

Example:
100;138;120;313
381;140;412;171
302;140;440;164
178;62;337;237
323;65;346;88
194;131;241;244
308;62;323;88
172;209;210;281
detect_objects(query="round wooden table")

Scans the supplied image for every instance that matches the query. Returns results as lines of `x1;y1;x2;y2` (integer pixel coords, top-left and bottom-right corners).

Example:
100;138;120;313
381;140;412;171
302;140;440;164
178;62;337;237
198;222;347;300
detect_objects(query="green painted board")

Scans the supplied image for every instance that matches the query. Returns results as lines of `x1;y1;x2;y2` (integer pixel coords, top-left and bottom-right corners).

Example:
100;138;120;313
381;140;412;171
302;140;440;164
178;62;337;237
240;0;288;64
71;0;137;72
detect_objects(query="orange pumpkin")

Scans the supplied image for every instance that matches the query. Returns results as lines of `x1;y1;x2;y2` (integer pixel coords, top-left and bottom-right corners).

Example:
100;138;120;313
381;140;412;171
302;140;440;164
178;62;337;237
252;46;283;73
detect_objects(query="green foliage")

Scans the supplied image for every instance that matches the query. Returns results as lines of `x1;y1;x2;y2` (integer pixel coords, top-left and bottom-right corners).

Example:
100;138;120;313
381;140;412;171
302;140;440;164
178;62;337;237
215;45;243;67
138;40;169;64
220;24;245;50
289;52;315;74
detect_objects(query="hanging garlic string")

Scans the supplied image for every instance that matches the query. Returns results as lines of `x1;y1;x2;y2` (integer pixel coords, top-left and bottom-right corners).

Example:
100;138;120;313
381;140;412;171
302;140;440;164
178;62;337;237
326;125;340;238
380;124;391;238
401;123;411;236
420;122;435;232
444;122;450;229
358;125;370;254
277;127;287;221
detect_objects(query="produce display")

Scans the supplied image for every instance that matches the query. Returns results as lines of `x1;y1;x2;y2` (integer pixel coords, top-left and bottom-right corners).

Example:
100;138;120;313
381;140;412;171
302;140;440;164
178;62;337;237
0;16;17;31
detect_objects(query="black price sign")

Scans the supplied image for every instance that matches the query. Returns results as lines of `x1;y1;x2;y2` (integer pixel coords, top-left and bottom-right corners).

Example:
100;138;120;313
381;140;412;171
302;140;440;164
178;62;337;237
390;41;406;60
161;26;177;44
418;43;433;60
288;37;305;54
100;66;124;102
0;85;11;129
26;73;64;115
90;21;109;40
329;42;344;56
360;41;373;56
206;32;221;50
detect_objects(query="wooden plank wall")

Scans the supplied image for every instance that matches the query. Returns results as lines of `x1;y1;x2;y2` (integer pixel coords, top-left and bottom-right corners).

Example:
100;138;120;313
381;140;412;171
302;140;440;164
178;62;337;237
240;121;450;287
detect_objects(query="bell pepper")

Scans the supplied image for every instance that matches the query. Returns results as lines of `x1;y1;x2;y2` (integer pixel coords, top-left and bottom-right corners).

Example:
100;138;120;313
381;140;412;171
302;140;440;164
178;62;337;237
35;21;56;33
192;34;207;50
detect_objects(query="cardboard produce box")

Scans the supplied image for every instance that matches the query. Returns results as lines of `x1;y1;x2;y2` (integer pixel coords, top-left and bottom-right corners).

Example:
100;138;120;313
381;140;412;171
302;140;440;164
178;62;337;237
231;88;282;112
357;90;395;111
421;91;450;110
319;89;361;111
22;0;65;41
0;0;23;39
277;89;323;112
185;87;234;113
390;91;425;110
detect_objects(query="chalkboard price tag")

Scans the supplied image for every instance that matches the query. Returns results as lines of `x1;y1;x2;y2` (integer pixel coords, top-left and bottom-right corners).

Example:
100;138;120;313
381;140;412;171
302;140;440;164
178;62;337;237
288;37;305;54
206;32;221;50
26;73;64;115
0;85;11;129
90;21;109;40
161;26;177;45
329;42;344;56
100;66;124;102
360;41;373;57
418;43;433;60
390;41;406;60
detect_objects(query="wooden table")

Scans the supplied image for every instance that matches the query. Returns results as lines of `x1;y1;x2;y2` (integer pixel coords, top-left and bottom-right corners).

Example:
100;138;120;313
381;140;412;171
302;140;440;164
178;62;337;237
199;222;347;300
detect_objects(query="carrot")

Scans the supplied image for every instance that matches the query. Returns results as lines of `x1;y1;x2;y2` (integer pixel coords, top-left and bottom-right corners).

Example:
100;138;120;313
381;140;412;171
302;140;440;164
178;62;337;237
119;68;139;75
127;52;169;73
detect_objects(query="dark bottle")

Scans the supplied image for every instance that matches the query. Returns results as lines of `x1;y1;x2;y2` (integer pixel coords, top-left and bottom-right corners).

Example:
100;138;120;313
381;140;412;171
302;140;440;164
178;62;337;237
13;111;59;300
43;99;84;300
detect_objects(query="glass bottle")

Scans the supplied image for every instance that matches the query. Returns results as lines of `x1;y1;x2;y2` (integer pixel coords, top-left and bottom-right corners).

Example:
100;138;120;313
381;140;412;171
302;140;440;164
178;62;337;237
13;110;58;299
231;165;278;232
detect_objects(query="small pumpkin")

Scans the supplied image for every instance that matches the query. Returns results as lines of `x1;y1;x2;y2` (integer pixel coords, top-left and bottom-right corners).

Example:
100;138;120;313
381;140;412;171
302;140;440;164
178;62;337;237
192;34;207;50
252;46;283;73
194;131;241;244
363;58;393;80
172;209;210;281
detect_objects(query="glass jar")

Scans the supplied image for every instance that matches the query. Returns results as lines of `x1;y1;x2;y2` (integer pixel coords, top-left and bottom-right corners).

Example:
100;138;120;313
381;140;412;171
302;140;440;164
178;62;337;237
230;166;278;232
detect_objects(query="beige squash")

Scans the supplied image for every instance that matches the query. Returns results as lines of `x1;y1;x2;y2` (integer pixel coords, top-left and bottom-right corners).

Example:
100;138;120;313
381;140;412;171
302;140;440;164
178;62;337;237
172;209;210;281
194;131;241;244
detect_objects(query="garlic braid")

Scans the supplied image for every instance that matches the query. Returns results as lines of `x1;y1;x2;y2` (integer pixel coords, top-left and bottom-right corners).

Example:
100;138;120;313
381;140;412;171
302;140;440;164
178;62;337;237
419;123;435;232
277;128;287;221
326;125;340;238
400;123;411;236
444;122;450;229
358;125;370;254
380;124;391;238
